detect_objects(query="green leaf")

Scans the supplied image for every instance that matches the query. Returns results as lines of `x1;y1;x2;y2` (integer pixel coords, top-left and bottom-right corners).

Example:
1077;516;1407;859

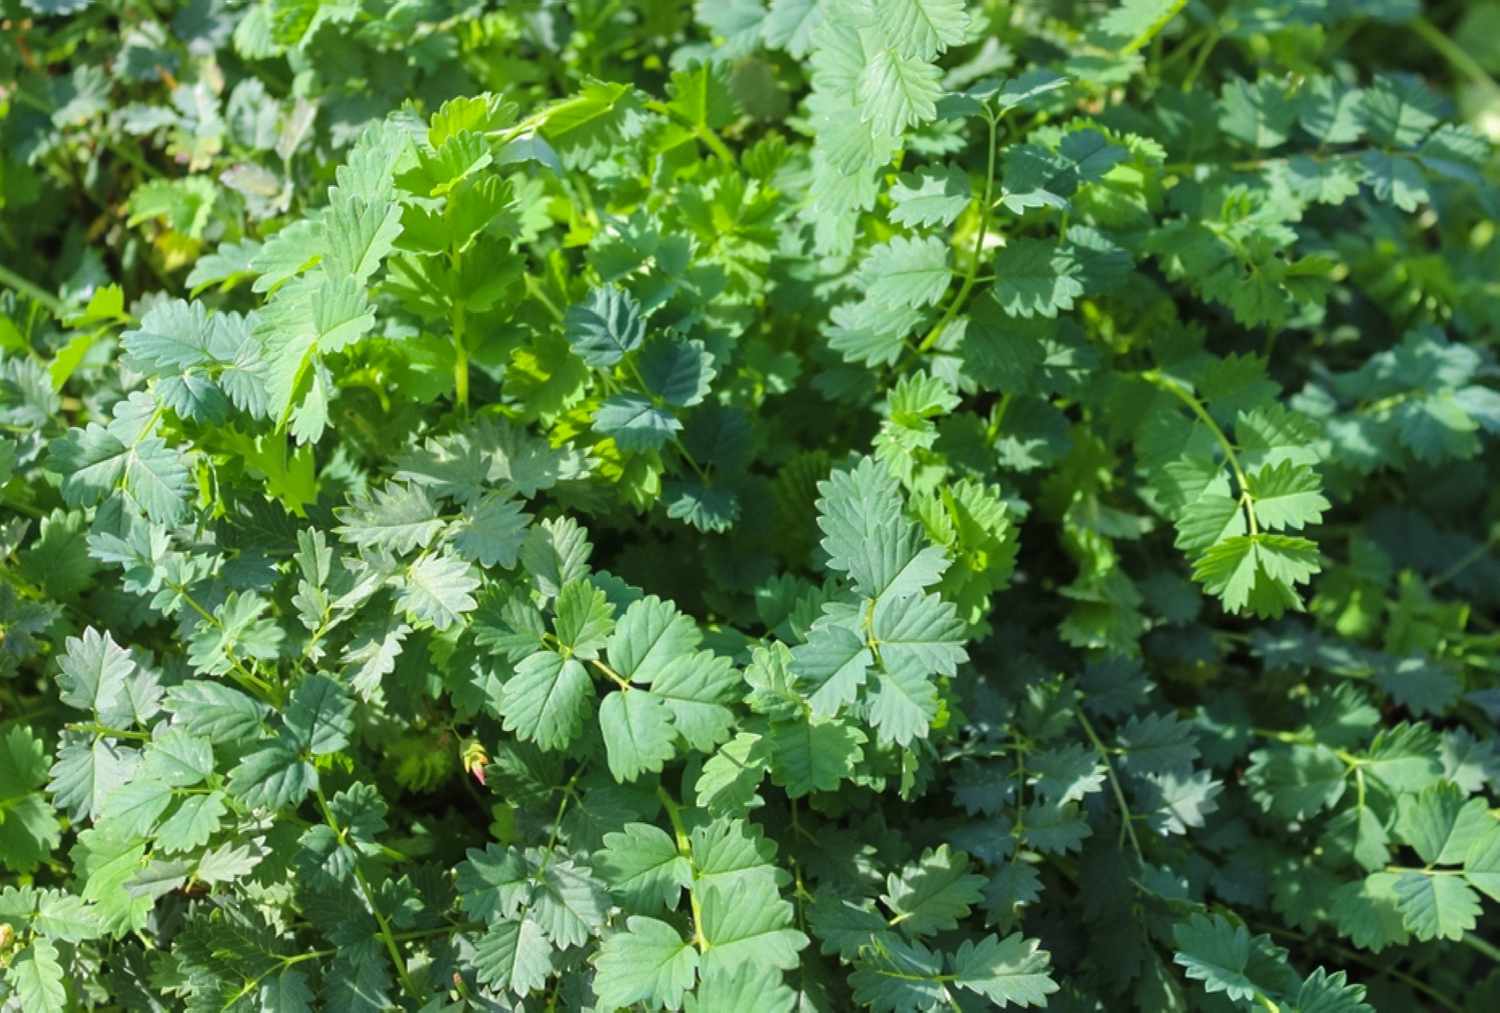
5;938;65;1013
596;394;682;451
870;0;970;62
227;745;316;810
666;61;739;131
1393;872;1480;941
1292;967;1375;1013
565;285;646;367
457;844;531;923
283;674;354;756
51;420;190;524
849;937;948;1010
856;234;952;310
499;651;594;750
165;681;268;739
992;239;1085;319
882;846;985;936
141;729;214;787
48;733;137;823
649;653;739;751
32;891;102;942
1029;745;1106;805
815;458;949;599
531;857;609;947
950;933;1059;1007
1361;74;1441;148
698;879;808;975
1248;459;1330;532
608;596;702;682
768;717;865;797
99;777;172;837
858;47;943;137
1246;745;1346;819
452;494;531;569
1171;914;1264;1004
638;338;715;408
554;579;616;659
1330;873;1409;953
593;916;699;1011
790;624;871;718
0;727;61;873
889;165;970;228
599;690;677;782
762;0;822;57
334;483;446;554
322;195;402;282
541;78;640;167
55;627;139;727
258;272;376;436
1219;76;1297;148
687;964;797;1013
1465;827;1500;902
156;792;227;853
473;918;554;996
870;591;967;680
1092;0;1187;52
868;663;940;746
1192;534;1320;617
595;822;693;910
398;552;480;630
1395;782;1494;866
694;732;770;816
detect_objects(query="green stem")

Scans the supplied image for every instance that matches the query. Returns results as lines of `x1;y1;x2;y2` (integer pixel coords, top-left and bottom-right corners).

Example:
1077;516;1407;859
589;657;632;691
106;137;164;181
643;99;735;164
1182;26;1221;91
657;787;708;952
1464;931;1500;963
1411;16;1500;92
913;112;999;359
314;786;421;1000
672;438;710;481
1254;922;1461;1011
1141;369;1256;533
0;262;64;315
1118;0;1186;52
66;723;148;741
173;586;283;706
392;922;485;943
1076;704;1144;862
542;766;586;861
450;249;469;415
1430;529;1500;589
524;274;564;322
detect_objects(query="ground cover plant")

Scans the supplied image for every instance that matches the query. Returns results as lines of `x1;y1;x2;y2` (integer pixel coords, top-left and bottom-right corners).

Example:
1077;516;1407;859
5;0;1500;1008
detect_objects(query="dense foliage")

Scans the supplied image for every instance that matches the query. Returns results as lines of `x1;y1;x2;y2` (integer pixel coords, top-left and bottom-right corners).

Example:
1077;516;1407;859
5;0;1500;1008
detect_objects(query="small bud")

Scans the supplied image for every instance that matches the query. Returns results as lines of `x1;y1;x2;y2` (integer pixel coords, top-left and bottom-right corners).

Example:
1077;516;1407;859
461;738;489;787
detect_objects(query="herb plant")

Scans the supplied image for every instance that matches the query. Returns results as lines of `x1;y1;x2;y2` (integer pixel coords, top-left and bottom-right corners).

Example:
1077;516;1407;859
4;0;1500;1009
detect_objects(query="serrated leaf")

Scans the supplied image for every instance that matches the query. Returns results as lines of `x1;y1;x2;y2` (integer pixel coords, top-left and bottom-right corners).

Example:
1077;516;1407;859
565;285;646;367
882;846;985;936
473;918;554;996
499;651;594;750
595;823;693;910
593;916;699;1010
768;718;865;798
951;933;1059;1007
599;690;677;782
1393;872;1480;942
